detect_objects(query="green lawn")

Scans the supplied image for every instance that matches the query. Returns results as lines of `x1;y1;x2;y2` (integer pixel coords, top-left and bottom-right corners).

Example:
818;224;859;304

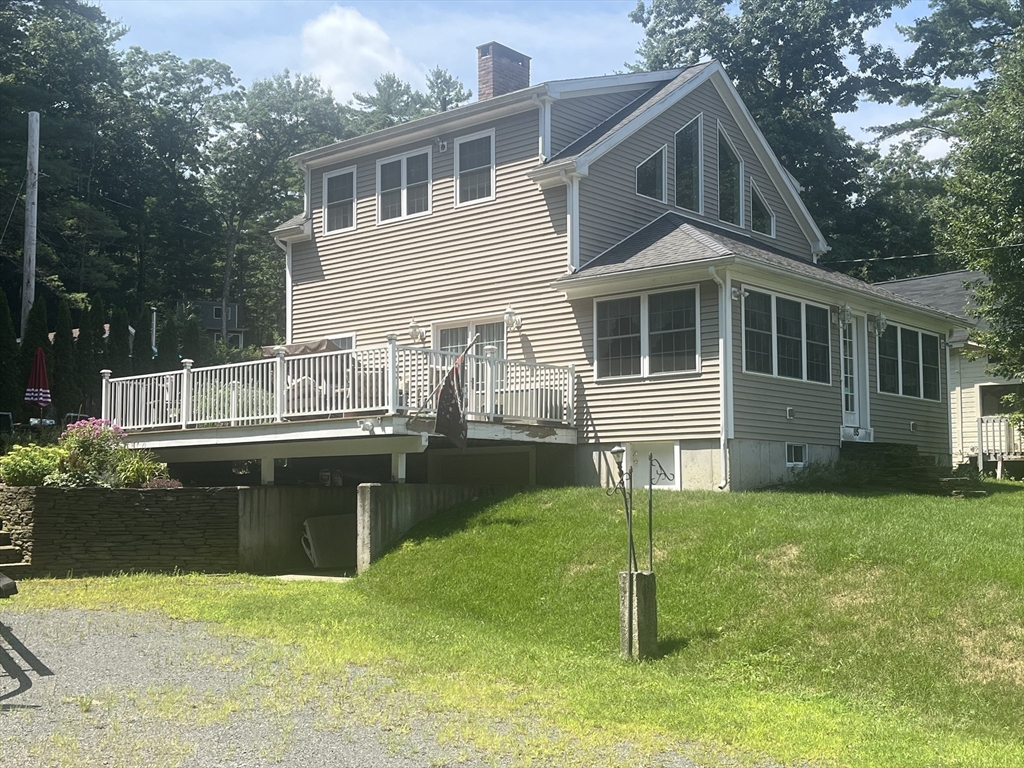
9;483;1024;767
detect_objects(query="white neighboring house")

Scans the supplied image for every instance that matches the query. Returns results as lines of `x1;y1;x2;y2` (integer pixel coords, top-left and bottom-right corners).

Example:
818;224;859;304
881;270;1023;477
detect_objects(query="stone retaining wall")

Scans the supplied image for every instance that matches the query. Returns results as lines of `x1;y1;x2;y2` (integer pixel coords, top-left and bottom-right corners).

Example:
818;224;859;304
0;487;239;577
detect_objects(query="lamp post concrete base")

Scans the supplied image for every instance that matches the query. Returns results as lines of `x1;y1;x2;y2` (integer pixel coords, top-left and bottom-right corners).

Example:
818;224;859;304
619;571;657;660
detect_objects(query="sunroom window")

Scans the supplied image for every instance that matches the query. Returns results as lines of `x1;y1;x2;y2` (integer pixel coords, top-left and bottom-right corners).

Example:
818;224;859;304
636;146;666;202
596;288;699;379
743;289;830;384
877;324;941;401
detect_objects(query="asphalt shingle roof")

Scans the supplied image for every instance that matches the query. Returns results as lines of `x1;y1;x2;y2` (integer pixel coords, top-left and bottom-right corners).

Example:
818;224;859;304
875;270;986;342
558;212;964;323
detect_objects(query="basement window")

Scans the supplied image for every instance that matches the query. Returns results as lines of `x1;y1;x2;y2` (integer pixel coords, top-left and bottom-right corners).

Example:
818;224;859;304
786;443;807;467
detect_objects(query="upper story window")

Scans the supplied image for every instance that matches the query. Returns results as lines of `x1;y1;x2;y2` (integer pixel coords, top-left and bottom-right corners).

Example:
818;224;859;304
675;115;701;212
743;288;830;384
636;145;666;203
323;167;356;234
877;324;941;401
377;148;431;223
212;306;232;321
595;287;699;379
455;130;495;205
750;179;775;237
718;126;743;227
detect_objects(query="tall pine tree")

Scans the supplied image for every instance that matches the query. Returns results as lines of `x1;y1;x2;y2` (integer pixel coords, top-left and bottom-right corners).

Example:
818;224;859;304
107;307;132;376
156;314;180;372
51;298;80;420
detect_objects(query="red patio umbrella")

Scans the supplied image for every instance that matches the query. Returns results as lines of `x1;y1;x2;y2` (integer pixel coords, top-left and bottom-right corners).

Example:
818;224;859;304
25;346;52;408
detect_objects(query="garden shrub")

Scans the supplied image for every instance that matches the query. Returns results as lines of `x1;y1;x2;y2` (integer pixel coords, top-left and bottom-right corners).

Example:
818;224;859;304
0;444;67;486
114;447;168;487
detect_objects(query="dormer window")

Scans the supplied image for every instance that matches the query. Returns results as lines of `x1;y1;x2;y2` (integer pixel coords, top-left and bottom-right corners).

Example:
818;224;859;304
751;179;775;236
324;167;356;233
718;126;743;227
635;145;666;203
455;129;495;205
674;115;701;212
378;148;431;223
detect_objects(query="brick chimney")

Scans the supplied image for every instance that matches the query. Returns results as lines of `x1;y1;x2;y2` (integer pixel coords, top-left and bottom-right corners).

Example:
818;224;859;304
477;42;530;100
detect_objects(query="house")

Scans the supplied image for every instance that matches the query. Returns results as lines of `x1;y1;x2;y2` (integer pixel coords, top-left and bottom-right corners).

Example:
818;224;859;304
193;300;246;348
880;270;1023;478
103;42;966;490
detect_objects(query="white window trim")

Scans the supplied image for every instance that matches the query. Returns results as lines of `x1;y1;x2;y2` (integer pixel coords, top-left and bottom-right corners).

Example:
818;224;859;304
593;285;702;382
635;144;667;204
324;331;356;351
786;443;807;467
875;322;942;402
322;166;357;235
376;146;432;226
717;121;744;229
454;128;496;208
673;114;703;215
740;286;832;386
213;305;222;320
431;315;506;353
750;177;776;238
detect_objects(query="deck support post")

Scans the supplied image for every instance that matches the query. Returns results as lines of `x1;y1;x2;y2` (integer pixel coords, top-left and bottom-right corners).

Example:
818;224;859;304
261;456;275;485
391;452;407;483
180;359;194;429
566;364;576;427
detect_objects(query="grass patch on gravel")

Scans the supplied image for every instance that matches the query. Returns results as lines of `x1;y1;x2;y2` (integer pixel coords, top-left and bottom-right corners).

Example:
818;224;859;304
7;482;1024;767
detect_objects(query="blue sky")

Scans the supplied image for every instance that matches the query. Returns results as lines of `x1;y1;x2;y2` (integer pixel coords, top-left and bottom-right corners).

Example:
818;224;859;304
97;0;940;152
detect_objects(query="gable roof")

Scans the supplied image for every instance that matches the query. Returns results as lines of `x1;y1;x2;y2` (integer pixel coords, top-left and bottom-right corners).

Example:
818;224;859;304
529;60;827;256
556;212;964;327
289;69;683;170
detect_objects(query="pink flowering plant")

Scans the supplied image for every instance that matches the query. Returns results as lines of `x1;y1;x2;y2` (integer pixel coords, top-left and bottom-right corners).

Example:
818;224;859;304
43;418;167;488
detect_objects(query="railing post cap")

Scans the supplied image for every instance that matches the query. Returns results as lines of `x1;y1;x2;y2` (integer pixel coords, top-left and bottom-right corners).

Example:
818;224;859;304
181;358;194;369
484;344;497;357
272;345;287;358
100;369;112;378
386;332;399;342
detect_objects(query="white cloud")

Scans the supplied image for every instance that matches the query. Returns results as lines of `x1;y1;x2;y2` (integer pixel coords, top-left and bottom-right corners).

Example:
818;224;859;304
301;6;424;103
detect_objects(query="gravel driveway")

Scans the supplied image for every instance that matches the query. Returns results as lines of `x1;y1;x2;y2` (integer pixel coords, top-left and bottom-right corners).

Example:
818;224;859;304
0;607;503;768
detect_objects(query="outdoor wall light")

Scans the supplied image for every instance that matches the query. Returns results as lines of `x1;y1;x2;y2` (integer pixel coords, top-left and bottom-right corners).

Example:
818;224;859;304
504;304;523;332
408;319;426;343
834;304;855;326
358;419;375;433
871;313;889;336
731;287;750;301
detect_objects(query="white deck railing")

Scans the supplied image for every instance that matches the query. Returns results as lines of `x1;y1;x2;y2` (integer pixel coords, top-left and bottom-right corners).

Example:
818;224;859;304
978;415;1024;458
101;337;575;431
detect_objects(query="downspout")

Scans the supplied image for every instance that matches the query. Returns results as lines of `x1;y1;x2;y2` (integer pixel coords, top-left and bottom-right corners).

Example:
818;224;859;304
533;93;553;162
561;171;581;272
274;237;293;345
709;266;730;489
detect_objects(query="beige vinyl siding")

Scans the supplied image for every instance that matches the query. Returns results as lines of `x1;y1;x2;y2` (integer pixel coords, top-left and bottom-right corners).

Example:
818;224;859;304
731;286;843;445
293;109;578;371
578;80;812;265
868;329;950;456
948;350;1015;462
550;90;648;155
572;280;721;443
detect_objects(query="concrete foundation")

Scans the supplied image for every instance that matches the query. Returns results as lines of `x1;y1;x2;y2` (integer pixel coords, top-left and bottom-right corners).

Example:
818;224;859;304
619;570;657;660
728;439;838;490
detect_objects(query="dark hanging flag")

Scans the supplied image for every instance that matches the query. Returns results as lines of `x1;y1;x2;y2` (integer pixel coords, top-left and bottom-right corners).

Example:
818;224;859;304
434;352;467;449
25;346;51;407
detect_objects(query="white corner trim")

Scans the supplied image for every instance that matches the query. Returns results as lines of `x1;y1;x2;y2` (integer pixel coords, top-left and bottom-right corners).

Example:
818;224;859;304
285;241;293;345
567;174;581;271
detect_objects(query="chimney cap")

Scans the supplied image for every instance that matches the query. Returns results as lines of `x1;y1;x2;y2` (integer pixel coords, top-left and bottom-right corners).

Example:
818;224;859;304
477;41;531;64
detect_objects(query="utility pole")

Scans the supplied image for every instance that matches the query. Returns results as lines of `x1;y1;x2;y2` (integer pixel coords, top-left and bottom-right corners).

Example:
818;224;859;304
20;111;39;338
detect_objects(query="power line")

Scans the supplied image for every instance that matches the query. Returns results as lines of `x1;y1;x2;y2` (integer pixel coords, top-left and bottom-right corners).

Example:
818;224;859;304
828;242;1024;264
0;173;27;246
